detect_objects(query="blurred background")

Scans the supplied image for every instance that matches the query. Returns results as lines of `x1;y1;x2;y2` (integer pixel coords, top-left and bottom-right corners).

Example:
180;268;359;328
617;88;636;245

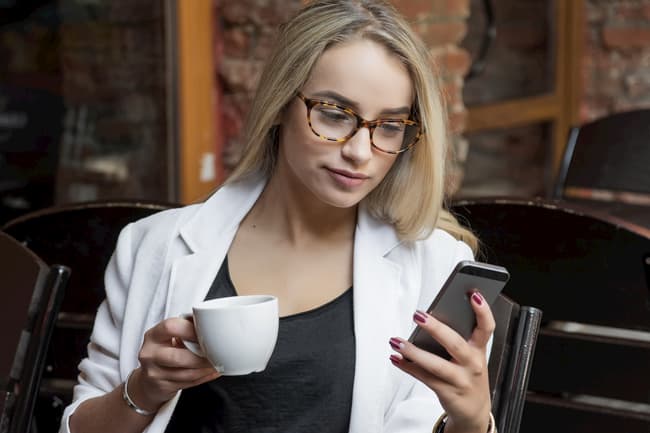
2;3;650;432
1;0;649;223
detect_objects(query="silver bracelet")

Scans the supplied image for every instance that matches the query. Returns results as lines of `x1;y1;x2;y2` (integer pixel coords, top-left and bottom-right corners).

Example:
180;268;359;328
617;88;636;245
122;369;156;416
433;411;496;433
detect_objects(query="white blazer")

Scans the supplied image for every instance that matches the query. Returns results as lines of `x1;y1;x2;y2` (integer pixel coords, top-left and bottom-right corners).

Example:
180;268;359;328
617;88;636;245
59;175;473;433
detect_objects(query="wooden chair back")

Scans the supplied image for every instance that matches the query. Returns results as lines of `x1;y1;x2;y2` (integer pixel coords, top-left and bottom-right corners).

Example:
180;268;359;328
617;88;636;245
451;198;650;433
2;200;175;433
488;295;542;433
555;108;650;199
552;109;650;229
0;232;69;433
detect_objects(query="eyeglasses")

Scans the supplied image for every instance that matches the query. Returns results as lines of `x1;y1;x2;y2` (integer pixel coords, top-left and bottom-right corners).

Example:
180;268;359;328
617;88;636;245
297;92;421;155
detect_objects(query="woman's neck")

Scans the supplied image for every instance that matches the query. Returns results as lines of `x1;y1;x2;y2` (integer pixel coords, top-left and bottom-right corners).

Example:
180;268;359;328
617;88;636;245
244;171;357;246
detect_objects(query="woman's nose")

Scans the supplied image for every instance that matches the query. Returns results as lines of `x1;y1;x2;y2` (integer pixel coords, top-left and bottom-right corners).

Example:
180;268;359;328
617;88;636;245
340;126;373;164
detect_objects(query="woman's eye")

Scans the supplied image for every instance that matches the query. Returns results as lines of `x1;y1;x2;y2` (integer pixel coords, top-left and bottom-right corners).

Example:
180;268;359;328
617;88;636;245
319;107;352;122
378;122;405;134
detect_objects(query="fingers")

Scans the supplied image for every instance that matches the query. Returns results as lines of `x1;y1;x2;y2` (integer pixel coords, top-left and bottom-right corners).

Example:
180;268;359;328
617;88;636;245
409;290;496;360
411;310;474;364
146;317;198;343
468;291;496;349
140;318;215;382
152;346;211;369
389;291;495;427
389;291;496;383
144;364;219;384
389;336;459;384
389;351;449;390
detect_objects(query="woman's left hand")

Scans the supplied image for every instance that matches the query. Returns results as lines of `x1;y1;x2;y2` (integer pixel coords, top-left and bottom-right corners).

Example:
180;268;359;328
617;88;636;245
389;291;494;433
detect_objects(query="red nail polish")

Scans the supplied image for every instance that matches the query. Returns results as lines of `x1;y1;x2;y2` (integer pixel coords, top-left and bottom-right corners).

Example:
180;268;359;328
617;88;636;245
389;337;403;351
414;310;427;324
390;354;402;365
472;292;483;306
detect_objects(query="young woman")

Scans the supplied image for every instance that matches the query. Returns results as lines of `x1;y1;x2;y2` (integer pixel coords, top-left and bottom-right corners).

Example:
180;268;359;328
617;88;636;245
62;1;495;432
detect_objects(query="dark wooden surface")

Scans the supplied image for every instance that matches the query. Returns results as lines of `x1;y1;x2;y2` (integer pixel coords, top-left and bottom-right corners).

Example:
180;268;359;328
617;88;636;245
451;197;650;433
559;198;650;231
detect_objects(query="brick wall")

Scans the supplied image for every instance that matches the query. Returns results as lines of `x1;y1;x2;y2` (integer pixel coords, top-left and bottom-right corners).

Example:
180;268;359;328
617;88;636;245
214;0;650;197
215;0;471;190
582;0;650;121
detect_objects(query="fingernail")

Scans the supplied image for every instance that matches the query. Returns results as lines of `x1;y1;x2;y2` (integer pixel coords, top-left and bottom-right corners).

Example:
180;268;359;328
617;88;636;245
472;292;483;306
390;354;402;365
389;337;404;351
413;310;427;324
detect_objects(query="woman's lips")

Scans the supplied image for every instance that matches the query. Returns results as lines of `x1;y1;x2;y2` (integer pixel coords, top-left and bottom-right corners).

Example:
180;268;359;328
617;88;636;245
326;168;369;188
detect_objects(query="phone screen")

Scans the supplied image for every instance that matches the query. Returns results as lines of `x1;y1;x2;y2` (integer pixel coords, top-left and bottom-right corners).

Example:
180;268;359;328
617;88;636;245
408;260;509;359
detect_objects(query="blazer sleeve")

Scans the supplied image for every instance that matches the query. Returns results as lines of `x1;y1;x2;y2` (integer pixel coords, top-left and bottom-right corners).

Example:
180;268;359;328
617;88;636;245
58;223;136;433
384;237;476;432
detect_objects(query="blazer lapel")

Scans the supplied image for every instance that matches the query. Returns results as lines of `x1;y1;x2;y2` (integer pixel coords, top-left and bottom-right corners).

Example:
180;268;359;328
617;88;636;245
348;205;403;433
164;176;266;318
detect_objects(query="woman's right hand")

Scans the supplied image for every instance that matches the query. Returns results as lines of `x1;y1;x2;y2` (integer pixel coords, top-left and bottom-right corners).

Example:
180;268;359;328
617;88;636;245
128;317;221;412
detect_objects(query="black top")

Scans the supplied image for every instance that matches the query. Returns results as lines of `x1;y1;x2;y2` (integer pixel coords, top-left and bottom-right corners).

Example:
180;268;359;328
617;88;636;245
165;257;356;433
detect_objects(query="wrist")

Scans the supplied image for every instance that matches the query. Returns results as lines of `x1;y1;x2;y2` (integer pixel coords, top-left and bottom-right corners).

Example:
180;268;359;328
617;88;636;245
124;368;165;415
434;411;495;433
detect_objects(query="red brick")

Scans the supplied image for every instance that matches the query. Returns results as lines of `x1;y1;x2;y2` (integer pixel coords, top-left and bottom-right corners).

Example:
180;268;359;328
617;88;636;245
223;27;251;58
252;27;279;60
219;58;263;92
390;0;434;20
613;98;650;114
221;0;298;26
441;76;464;109
261;0;302;25
579;97;609;123
602;24;650;49
446;160;465;196
432;45;471;77
612;3;650;21
414;20;467;46
221;2;249;24
585;1;605;23
447;108;467;134
432;0;470;18
623;72;650;99
221;98;244;140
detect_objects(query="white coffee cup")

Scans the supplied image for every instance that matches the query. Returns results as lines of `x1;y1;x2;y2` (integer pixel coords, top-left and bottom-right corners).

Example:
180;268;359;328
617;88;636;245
182;295;279;376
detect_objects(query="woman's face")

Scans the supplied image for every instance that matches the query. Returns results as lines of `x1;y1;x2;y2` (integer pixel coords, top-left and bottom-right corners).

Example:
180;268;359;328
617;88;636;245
276;38;415;209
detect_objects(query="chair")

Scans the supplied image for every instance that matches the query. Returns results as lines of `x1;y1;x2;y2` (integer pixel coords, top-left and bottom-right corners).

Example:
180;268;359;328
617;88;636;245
1;200;176;433
0;232;70;433
488;295;543;433
451;197;650;433
553;109;650;228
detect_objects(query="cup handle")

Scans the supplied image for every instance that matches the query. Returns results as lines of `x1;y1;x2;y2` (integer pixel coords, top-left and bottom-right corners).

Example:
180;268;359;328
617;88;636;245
179;313;205;357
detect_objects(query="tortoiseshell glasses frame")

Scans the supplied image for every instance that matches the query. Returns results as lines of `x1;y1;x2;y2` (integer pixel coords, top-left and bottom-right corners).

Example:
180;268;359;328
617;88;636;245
296;92;422;155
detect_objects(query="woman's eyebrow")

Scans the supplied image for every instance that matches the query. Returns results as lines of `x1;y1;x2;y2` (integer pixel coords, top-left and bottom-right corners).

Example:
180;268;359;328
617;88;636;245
310;90;411;116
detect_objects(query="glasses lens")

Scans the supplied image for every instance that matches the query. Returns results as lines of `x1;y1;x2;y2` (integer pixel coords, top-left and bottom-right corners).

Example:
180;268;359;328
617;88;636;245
373;121;420;153
310;103;356;140
309;101;420;153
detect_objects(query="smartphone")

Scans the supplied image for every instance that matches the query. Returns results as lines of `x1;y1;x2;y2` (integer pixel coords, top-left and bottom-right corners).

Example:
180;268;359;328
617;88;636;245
408;260;510;359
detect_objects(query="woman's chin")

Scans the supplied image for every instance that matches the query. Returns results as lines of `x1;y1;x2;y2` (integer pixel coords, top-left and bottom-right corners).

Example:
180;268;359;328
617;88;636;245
316;190;366;210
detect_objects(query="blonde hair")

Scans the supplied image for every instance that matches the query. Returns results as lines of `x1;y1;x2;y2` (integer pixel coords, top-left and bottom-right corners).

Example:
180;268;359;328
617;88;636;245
227;0;477;252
